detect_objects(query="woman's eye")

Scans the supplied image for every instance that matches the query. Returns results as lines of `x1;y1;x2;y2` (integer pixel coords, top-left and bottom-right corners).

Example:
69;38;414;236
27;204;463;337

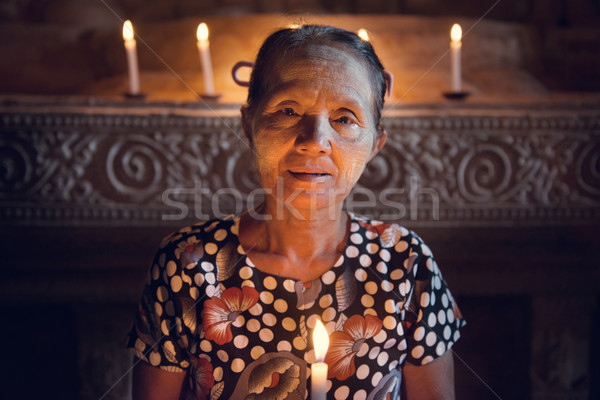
283;107;296;116
338;116;350;124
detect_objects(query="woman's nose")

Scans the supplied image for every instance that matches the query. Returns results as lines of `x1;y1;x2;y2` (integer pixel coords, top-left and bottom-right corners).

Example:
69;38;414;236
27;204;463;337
294;115;332;155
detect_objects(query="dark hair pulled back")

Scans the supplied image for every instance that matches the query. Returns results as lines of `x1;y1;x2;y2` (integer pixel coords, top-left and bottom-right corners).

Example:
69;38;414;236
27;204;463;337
245;24;387;126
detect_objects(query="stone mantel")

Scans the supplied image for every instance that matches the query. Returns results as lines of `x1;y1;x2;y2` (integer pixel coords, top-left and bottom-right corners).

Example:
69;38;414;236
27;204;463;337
1;96;599;228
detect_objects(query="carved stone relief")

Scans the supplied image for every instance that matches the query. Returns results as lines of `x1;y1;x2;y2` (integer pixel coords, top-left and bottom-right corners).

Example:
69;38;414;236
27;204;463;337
0;105;598;226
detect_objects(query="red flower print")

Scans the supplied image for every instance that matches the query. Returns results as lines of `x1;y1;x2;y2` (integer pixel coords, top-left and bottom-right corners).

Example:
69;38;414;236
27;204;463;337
202;286;259;345
325;314;383;381
188;356;214;399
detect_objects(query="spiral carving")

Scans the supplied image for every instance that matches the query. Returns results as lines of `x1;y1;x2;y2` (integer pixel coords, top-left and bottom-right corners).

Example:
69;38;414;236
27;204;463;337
106;136;165;201
225;148;260;195
0;138;34;197
576;141;600;196
457;144;513;202
358;148;400;190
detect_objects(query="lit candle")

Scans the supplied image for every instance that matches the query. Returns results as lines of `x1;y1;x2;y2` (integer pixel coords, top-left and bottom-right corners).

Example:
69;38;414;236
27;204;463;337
311;320;329;400
357;28;369;42
122;20;140;95
196;23;215;96
450;23;462;93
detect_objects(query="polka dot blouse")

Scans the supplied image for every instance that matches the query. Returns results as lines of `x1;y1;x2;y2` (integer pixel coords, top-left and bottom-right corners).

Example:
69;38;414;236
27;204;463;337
127;213;465;399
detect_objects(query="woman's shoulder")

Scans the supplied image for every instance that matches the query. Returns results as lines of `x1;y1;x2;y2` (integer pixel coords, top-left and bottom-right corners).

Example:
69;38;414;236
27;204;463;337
153;215;239;266
349;212;426;250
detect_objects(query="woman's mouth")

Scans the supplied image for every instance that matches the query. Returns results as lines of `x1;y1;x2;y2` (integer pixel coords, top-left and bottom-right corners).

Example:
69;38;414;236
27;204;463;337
288;171;331;182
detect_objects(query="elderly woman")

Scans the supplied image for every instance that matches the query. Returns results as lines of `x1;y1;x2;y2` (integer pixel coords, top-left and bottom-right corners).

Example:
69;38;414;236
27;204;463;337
127;24;465;399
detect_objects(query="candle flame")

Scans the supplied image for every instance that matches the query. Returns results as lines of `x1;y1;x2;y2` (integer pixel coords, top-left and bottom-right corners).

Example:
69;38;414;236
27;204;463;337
197;22;209;42
451;23;462;42
357;28;369;42
313;320;329;362
289;23;301;29
123;20;134;41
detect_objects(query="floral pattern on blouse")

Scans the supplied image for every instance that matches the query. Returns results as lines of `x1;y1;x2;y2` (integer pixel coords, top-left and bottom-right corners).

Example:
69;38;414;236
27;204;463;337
127;213;466;399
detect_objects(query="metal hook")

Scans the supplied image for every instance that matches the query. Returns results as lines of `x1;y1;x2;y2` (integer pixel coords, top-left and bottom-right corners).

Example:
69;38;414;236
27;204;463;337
232;60;254;87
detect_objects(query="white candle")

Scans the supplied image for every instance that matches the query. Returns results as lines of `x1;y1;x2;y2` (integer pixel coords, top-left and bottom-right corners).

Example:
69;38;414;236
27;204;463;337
122;20;140;95
196;23;215;96
450;23;462;93
311;320;329;400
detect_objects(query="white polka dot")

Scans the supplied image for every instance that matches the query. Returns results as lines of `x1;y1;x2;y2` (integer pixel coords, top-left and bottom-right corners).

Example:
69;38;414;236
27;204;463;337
381;280;394;292
436;341;446;356
365;230;377;240
395;240;408;253
201;262;213;272
277;340;292;352
398;282;406;296
384;338;397;349
156;286;168;302
283;279;296;292
149;352;161;366
205;242;218;255
260;291;273;304
441;293;449;308
166;260;177;277
249;303;263;316
189;287;199;300
306;314;319;329
205;272;216;285
421;244;432;256
454;330;460;341
361;294;374;307
390;269;404;280
356;364;370;379
384;299;396;313
262;313;277;326
322;307;337;322
366;243;379;254
355;268;367;281
293;336;306;350
263;276;277;290
376;261;388;274
443;325;452;340
368;346;380;359
438;309;447;325
357;341;369;357
234;335;249;349
414;326;425;341
214;229;227;241
231;358;245;373
217;350;229;362
364;281;378;295
373;329;387;344
274;299;288;313
411;345;425;359
397;339;407;351
426;331;437;347
170;276;182;292
447;308;455;323
364;308;377;316
380;249;391;262
251;346;265;360
359;254;372;267
282;317;296;331
335;386;350;400
350;222;360;232
371;370;383;386
200;340;212;352
259;328;274;342
239;266;253;279
353;389;367;400
383;315;397;330
422;355;434;364
152;264;160;280
334;255;344;267
319;294;333;308
154;302;163;316
350;233;363;244
346;245;359;258
322;270;335;284
427;313;437;328
242;279;255;288
421;293;433;309
232;314;245;328
389;360;399;370
194;273;204;286
213;366;223;381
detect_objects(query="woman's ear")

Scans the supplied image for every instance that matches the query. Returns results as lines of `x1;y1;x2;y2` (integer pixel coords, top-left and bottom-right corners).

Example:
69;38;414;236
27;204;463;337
369;126;387;161
240;105;253;146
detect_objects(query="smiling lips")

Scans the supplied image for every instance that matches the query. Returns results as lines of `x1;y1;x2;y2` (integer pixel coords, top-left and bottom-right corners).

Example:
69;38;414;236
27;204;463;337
288;169;332;182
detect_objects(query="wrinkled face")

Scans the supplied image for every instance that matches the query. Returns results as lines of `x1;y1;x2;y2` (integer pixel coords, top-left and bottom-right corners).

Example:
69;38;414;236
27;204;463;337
243;43;386;212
